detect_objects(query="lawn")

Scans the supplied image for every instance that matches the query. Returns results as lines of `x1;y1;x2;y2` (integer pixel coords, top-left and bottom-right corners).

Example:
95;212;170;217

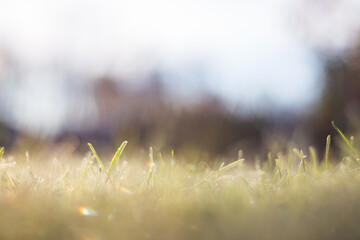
0;122;360;240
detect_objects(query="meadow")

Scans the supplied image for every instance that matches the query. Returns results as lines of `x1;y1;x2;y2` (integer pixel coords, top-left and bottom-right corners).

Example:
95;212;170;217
1;122;360;240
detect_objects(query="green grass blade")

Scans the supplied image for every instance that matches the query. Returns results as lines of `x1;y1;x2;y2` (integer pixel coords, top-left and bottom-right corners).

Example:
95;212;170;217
273;159;282;182
88;143;108;176
219;162;225;170
293;148;306;174
206;159;244;179
89;165;99;180
106;141;128;182
268;152;275;173
275;159;282;178
273;169;280;182
159;153;165;177
146;147;155;185
325;135;331;170
0;147;4;158
149;147;154;165
309;146;318;172
193;159;244;188
147;166;154;185
332;121;359;159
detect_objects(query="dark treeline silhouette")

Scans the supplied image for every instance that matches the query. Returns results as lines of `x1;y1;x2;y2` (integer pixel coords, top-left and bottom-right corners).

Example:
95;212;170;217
300;37;360;152
1;50;360;160
60;76;277;159
52;42;360;160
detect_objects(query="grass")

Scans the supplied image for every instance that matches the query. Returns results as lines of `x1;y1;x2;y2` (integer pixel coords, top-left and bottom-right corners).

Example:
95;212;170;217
1;124;360;239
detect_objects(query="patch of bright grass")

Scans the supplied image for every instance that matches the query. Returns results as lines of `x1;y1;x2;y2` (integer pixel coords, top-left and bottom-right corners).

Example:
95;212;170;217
1;124;360;239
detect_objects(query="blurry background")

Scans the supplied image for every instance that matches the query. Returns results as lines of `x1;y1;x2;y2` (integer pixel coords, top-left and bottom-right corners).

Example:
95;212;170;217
0;0;360;160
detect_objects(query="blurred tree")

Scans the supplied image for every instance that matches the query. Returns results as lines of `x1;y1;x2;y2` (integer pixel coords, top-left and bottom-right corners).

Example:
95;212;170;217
293;0;360;150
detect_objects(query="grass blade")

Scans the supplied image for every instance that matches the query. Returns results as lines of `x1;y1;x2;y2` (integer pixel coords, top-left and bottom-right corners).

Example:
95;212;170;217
208;159;244;178
106;141;128;182
275;159;282;178
89;164;99;180
293;148;306;174
325;135;331;170
332;121;359;159
309;146;318;172
88;143;108;176
149;147;154;166
147;165;155;185
193;159;244;188
0;147;4;158
219;162;225;170
159;153;165;177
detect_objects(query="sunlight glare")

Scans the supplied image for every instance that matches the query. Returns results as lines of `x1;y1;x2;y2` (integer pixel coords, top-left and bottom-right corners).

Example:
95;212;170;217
77;206;99;216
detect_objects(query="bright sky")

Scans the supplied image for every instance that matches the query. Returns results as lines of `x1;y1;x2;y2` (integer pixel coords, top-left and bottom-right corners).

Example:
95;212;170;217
0;0;327;109
2;0;360;137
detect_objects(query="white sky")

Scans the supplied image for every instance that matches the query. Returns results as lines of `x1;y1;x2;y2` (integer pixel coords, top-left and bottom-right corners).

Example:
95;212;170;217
0;0;357;128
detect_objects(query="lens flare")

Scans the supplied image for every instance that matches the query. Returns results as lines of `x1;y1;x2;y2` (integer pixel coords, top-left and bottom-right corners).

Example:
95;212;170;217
77;206;99;216
146;161;156;168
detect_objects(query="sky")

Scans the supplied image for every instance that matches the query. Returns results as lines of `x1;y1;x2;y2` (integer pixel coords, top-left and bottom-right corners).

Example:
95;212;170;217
0;0;358;135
